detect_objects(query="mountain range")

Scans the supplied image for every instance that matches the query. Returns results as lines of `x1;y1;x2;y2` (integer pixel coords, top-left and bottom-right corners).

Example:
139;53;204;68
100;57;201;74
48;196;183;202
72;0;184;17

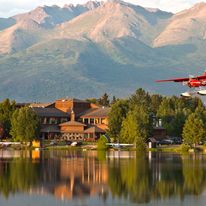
0;0;206;102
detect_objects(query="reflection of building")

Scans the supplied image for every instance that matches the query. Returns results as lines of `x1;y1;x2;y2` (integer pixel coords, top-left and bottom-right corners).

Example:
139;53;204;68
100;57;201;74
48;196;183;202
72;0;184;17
53;156;108;200
29;151;109;201
29;98;110;141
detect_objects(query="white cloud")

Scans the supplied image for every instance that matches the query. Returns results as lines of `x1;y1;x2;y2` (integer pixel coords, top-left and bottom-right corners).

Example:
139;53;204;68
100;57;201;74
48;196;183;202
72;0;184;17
0;0;90;17
127;0;201;13
0;0;205;17
128;0;206;13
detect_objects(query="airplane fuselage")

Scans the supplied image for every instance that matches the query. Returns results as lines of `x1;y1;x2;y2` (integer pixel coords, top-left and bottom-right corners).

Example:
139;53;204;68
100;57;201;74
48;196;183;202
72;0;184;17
187;79;206;88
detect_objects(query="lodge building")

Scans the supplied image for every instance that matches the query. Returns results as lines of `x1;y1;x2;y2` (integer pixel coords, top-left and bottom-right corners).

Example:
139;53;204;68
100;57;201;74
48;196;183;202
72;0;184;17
30;98;110;142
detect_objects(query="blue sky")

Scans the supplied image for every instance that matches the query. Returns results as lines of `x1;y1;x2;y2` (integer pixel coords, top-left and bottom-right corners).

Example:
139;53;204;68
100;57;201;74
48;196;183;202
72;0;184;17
0;0;203;18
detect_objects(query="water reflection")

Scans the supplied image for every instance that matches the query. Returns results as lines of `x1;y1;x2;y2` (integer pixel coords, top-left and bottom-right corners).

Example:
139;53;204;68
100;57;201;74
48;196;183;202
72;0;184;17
0;150;206;205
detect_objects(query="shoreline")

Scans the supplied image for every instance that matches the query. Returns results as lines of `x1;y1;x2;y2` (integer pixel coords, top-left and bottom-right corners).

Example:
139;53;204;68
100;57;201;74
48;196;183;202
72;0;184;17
0;144;205;154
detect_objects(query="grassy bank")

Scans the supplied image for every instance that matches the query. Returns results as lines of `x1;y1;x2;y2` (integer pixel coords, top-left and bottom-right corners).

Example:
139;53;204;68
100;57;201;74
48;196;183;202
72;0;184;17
1;141;206;154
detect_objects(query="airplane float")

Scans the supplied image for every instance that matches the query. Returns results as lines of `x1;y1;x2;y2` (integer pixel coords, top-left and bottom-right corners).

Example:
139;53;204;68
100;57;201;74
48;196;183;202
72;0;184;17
156;71;206;97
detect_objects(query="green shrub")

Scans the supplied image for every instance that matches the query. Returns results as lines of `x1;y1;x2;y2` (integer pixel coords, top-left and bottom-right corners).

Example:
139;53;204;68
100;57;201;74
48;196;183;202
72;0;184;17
136;140;147;152
97;135;108;150
180;144;190;152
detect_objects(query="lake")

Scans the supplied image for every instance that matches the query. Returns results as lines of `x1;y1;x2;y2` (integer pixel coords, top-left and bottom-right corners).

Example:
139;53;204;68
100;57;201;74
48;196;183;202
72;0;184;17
0;150;206;206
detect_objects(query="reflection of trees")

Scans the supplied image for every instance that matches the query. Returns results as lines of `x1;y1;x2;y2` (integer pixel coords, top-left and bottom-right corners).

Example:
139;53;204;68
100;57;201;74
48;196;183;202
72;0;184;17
97;150;106;161
182;155;204;195
0;151;206;204
0;158;39;198
127;156;150;203
109;155;150;203
154;155;184;200
108;153;206;204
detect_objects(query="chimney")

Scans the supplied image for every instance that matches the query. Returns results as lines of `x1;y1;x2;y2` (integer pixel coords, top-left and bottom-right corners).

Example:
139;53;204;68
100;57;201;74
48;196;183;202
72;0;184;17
71;108;75;121
159;119;162;127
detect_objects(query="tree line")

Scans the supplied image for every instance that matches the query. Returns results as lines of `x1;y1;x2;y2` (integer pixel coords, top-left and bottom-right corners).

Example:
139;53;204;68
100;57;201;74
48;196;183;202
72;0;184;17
107;88;206;149
0;88;205;147
0;99;40;145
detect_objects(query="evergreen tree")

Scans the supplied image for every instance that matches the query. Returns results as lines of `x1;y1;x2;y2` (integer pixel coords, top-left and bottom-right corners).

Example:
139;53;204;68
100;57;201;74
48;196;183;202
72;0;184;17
111;96;117;105
10;107;40;145
157;96;196;137
157;97;175;135
98;93;110;106
182;112;206;147
129;88;151;109
150;94;163;114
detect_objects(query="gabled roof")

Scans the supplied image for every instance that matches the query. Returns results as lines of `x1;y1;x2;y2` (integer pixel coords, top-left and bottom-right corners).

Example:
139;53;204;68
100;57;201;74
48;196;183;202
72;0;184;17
59;121;86;127
33;107;69;117
147;137;157;143
80;107;110;118
84;126;106;133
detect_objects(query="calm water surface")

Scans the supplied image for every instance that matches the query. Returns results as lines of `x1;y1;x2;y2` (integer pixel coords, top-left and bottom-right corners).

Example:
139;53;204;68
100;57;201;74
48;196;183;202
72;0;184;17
0;150;206;206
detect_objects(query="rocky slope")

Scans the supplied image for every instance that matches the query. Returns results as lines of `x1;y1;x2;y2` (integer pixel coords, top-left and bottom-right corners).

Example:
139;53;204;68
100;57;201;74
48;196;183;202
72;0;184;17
0;1;206;101
153;2;206;47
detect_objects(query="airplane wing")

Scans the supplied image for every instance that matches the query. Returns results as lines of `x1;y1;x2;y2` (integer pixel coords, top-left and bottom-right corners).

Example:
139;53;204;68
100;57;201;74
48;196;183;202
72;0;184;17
195;75;206;80
156;77;190;83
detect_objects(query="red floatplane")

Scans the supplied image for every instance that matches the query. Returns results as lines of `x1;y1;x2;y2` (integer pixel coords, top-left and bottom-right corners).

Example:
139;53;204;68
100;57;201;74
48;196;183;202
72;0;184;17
156;71;206;97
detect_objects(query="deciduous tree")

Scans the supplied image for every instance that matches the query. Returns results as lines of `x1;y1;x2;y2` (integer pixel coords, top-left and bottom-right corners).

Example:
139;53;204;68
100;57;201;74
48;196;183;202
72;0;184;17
120;105;152;150
0;99;16;138
107;100;129;142
10;107;40;145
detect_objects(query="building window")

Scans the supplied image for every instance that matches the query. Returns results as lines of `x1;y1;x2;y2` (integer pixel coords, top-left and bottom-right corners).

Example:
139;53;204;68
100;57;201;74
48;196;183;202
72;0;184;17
95;118;99;124
90;118;94;124
61;118;68;123
84;118;88;124
49;118;57;124
42;118;47;124
101;118;106;124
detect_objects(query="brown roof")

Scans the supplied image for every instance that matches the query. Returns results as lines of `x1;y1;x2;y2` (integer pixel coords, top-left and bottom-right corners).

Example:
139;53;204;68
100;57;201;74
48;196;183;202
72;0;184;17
59;121;86;126
84;126;106;133
33;108;69;117
30;102;54;108
56;98;88;103
147;137;157;143
41;125;60;133
80;107;110;118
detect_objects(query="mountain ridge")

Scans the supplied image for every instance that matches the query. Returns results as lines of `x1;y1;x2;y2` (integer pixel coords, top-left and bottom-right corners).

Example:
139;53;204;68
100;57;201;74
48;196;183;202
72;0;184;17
0;1;206;101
